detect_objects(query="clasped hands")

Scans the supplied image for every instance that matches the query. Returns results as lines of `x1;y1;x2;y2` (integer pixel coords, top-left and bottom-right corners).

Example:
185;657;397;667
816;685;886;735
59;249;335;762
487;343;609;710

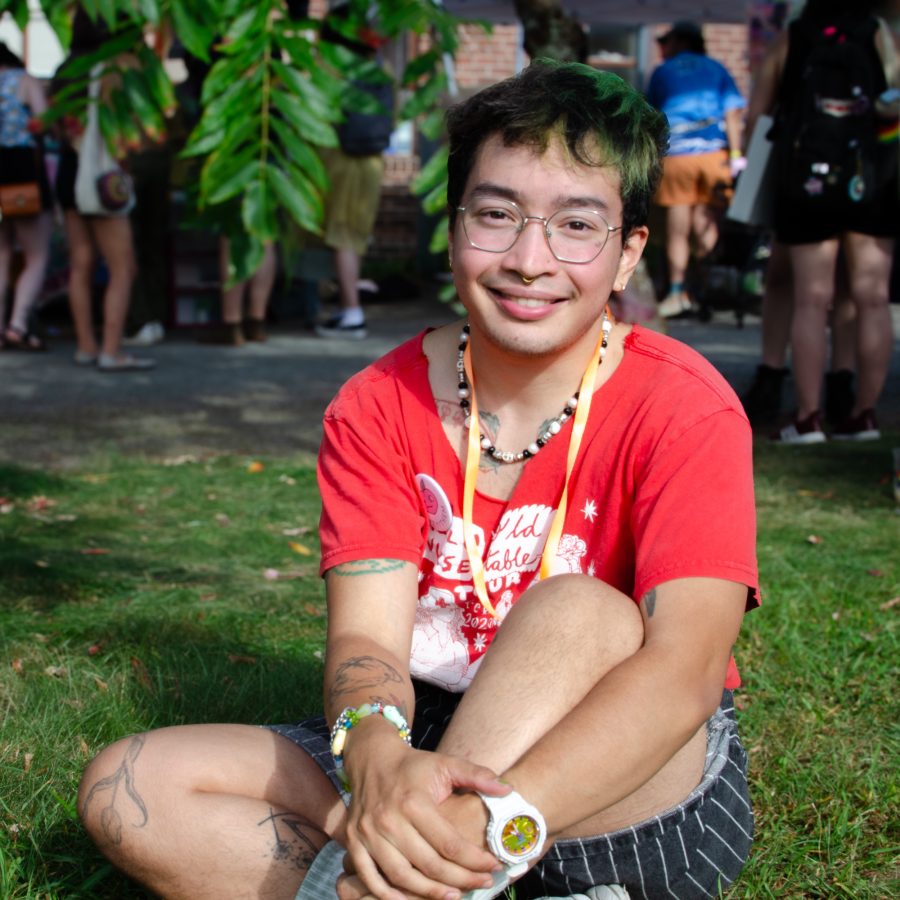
334;739;511;900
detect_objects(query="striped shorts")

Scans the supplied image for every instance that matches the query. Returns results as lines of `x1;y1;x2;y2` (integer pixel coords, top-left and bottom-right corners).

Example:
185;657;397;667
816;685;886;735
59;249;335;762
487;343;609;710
268;683;753;900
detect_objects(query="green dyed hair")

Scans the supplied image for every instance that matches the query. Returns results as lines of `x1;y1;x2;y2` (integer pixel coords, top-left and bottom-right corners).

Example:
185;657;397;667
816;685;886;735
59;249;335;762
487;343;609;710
446;59;668;238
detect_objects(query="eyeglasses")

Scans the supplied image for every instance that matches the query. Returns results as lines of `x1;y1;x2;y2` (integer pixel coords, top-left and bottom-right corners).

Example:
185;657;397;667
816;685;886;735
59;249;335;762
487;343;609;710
456;198;623;264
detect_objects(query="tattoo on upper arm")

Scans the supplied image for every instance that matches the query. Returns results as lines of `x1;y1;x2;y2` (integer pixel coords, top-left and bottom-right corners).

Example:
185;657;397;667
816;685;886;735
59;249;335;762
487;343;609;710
330;559;406;576
258;808;321;871
642;587;657;618
329;656;407;717
80;735;149;846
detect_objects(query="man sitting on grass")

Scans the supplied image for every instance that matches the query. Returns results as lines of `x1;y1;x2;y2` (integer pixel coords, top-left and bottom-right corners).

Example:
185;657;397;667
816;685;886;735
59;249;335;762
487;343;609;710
77;60;759;900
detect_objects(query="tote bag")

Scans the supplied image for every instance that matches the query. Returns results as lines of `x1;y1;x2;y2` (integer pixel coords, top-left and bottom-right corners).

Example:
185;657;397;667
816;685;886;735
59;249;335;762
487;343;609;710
74;65;135;217
726;115;775;228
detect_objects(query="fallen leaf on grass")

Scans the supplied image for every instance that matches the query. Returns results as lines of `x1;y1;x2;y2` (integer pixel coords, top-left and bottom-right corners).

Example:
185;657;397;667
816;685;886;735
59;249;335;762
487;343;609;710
304;604;322;616
866;569;883;578
806;535;823;545
0;501;14;514
163;454;198;466
79;737;90;757
879;597;900;610
11;658;24;675
199;592;217;603
93;676;109;692
264;568;280;580
55;513;78;522
35;560;49;568
282;526;310;537
8;823;20;840
831;611;841;621
247;461;265;473
87;643;103;656
263;568;309;581
130;657;155;694
860;632;876;642
215;513;231;527
44;665;67;678
26;496;57;512
279;474;297;485
288;541;312;556
227;654;257;665
797;489;834;500
80;547;110;555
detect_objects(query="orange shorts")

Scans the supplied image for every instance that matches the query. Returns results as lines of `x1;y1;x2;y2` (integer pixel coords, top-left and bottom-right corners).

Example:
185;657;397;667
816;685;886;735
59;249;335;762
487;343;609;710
654;150;732;207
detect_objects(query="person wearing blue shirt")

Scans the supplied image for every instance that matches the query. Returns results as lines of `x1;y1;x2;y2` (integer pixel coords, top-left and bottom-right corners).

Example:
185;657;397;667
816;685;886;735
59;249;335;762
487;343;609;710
647;21;746;318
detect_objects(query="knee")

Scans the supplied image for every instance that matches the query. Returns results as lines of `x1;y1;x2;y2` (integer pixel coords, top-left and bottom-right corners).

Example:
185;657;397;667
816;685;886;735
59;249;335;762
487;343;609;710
503;575;644;658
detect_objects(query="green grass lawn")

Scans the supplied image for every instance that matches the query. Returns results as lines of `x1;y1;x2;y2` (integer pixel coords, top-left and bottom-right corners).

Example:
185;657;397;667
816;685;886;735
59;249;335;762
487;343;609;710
1;440;898;898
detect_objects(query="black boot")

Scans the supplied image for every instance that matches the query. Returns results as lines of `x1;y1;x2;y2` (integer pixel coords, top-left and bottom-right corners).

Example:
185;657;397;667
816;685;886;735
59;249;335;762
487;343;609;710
825;369;855;427
741;364;788;426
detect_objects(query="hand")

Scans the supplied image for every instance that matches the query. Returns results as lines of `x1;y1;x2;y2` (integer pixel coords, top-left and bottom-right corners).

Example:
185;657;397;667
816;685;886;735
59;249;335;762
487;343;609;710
342;738;508;900
729;154;747;179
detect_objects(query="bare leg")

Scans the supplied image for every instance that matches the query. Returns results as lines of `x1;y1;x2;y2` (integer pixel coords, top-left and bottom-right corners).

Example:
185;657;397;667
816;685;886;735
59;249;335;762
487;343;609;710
663;205;691;290
64;211;99;357
788;240;840;418
843;233;894;414
91;216;137;360
7;212;53;334
335;247;362;314
690;202;719;261
0;220;13;327
248;243;277;321
439;575;706;838
760;242;792;369
219;236;246;326
79;724;347;900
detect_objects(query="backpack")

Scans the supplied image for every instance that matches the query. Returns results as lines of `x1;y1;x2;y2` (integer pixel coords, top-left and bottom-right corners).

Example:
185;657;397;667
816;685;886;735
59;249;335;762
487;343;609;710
773;16;892;211
337;76;394;157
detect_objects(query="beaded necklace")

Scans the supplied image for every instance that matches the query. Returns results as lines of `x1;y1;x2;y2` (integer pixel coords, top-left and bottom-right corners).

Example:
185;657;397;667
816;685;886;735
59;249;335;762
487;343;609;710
459;312;611;619
456;324;590;465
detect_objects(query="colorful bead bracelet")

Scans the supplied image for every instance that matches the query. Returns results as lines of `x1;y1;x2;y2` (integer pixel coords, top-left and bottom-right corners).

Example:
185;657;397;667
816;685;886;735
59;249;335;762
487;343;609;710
330;702;411;788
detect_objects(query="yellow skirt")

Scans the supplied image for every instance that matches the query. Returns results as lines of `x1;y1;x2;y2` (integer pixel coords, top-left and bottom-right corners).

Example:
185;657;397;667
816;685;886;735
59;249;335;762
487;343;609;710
320;147;385;256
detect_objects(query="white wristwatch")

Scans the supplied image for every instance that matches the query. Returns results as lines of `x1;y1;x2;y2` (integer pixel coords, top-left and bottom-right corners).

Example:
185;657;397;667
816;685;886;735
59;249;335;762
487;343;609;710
477;789;547;876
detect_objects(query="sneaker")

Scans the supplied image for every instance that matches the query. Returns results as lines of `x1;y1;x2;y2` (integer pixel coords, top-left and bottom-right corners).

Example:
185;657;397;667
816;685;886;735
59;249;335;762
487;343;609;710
123;321;165;346
97;353;157;372
657;292;693;319
315;315;367;340
73;350;98;366
772;410;827;444
832;408;881;442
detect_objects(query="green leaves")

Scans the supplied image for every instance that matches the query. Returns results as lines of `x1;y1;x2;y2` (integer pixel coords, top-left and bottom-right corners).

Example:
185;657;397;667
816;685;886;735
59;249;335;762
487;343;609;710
28;0;480;280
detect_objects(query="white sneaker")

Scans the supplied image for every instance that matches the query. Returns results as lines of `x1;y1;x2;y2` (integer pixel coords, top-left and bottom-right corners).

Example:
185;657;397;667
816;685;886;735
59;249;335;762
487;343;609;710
657;292;692;318
123;321;165;346
537;887;630;900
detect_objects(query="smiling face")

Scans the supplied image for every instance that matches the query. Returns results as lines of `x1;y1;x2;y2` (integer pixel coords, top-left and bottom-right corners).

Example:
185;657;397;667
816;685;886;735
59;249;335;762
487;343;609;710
449;133;647;362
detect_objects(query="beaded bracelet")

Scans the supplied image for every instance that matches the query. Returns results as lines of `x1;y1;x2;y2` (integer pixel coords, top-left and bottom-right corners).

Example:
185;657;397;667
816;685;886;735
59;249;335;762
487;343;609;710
330;702;411;789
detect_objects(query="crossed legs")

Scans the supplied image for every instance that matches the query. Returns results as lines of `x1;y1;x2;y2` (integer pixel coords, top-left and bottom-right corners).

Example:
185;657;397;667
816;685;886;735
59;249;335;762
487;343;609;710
79;577;704;899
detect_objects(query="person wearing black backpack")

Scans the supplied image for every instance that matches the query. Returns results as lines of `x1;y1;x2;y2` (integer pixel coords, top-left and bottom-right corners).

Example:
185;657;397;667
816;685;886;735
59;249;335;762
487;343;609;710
314;2;395;341
756;0;898;442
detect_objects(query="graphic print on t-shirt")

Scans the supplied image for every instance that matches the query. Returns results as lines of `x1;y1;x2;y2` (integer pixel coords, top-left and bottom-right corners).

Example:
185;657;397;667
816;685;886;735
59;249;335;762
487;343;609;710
412;473;581;691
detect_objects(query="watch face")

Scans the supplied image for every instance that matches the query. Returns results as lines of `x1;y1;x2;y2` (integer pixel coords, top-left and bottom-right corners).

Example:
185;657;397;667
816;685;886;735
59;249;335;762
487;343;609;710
500;813;542;858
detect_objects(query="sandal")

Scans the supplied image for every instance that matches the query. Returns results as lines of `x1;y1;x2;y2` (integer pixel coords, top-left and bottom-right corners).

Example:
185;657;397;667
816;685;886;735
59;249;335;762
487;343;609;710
4;325;47;352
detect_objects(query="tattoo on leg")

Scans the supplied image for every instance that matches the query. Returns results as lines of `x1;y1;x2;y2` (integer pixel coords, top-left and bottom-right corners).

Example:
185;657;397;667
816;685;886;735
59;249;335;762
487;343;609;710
642;587;657;618
258;808;321;872
81;735;149;846
330;559;406;577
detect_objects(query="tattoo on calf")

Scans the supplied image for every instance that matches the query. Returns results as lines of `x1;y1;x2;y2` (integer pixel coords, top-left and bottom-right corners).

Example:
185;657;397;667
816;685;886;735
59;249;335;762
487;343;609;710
258;808;320;872
331;559;406;576
642;587;657;618
80;735;149;846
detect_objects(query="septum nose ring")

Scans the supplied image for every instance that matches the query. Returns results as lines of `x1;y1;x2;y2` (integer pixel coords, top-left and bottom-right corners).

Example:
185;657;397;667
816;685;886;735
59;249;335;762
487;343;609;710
521;274;536;284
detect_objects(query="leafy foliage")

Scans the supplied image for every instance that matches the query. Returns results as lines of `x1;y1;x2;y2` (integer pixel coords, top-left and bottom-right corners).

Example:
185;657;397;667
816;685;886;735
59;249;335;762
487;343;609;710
10;0;470;280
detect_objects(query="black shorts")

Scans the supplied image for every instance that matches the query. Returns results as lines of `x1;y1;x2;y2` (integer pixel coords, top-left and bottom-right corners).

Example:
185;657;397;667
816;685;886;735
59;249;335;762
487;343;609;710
0;144;53;210
269;682;754;899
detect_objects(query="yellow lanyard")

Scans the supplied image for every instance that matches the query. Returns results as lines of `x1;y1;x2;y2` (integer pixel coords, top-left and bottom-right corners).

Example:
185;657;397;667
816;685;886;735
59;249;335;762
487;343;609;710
461;320;608;620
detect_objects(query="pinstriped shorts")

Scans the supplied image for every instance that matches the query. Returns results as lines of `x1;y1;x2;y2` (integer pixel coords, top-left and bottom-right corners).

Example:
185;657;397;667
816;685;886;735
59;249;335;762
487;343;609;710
268;683;753;900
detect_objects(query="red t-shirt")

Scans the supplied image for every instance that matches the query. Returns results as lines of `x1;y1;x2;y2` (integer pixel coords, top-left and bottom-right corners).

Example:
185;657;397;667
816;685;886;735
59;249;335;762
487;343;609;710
319;326;759;692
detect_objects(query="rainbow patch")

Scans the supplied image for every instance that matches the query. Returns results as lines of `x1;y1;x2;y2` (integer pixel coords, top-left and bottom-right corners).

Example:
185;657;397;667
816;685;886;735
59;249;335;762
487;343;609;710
878;118;900;143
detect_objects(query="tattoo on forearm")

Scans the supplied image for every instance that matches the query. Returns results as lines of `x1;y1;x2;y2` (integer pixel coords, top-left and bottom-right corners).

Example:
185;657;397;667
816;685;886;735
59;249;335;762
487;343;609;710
329;656;405;711
80;735;149;845
258;808;320;872
642;588;657;618
330;559;406;576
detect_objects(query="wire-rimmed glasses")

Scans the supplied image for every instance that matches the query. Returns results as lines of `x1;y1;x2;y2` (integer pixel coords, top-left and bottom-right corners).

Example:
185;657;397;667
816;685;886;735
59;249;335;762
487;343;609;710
456;198;623;264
